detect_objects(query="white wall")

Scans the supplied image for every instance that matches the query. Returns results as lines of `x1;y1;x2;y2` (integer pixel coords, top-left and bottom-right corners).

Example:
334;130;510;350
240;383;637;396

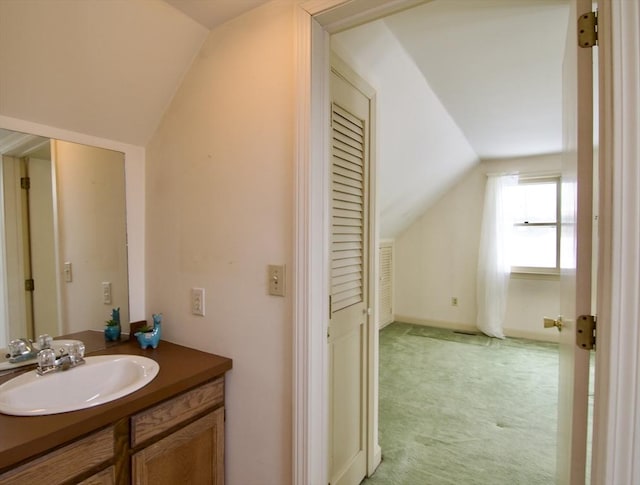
395;153;563;342
145;2;294;484
54;140;129;333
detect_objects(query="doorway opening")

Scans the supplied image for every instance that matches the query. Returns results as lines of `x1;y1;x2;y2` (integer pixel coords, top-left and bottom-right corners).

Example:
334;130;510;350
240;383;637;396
325;0;596;482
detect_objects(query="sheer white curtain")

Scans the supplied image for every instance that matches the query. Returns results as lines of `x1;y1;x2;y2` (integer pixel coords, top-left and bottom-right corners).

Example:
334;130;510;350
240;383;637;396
476;174;518;338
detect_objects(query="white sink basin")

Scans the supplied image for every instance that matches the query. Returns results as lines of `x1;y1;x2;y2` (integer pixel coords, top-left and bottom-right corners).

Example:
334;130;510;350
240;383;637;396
0;355;160;416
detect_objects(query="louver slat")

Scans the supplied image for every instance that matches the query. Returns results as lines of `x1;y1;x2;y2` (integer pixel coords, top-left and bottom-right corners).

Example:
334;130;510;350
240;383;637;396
331;102;366;314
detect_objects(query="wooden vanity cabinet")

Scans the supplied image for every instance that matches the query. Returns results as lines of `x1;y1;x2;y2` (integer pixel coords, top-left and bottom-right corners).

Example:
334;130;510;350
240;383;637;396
0;335;231;485
0;377;226;485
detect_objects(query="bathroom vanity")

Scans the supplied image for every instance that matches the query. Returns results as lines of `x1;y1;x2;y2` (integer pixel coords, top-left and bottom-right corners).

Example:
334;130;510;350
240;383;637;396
0;331;232;484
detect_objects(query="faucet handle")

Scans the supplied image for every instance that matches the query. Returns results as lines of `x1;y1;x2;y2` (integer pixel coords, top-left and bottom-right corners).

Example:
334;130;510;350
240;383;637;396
37;348;56;369
37;334;53;350
6;339;32;358
67;342;85;362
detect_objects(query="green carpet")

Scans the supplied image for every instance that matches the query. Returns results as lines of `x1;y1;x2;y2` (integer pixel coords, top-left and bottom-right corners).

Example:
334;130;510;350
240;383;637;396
363;322;559;485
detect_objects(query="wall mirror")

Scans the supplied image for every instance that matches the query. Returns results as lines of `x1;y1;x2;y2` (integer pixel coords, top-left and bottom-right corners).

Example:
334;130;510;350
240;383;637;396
0;128;129;348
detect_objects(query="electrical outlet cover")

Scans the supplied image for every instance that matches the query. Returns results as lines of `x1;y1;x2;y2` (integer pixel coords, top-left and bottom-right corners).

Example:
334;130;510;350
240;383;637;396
191;288;205;316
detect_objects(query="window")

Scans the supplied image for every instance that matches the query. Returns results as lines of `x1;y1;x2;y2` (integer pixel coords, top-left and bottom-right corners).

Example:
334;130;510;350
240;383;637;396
508;176;560;273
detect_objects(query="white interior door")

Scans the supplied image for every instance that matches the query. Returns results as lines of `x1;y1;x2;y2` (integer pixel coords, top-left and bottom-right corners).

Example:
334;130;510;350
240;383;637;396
557;0;594;483
329;68;370;485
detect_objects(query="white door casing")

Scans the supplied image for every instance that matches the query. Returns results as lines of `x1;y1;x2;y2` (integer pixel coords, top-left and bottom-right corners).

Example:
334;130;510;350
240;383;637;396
1;156;29;340
27;157;60;338
591;1;640;484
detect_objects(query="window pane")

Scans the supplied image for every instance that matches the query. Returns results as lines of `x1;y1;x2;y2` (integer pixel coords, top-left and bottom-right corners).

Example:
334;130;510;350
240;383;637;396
512;182;557;223
510;226;557;268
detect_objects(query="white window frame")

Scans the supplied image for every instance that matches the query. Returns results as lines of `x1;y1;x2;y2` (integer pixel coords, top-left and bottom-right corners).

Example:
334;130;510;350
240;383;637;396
510;175;561;275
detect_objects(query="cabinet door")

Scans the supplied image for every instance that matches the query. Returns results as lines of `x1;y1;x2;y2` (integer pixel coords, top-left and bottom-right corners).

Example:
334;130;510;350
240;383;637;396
132;408;224;485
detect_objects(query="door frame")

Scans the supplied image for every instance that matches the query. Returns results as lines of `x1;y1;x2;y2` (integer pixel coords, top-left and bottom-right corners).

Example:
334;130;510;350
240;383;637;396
590;1;640;484
292;1;631;484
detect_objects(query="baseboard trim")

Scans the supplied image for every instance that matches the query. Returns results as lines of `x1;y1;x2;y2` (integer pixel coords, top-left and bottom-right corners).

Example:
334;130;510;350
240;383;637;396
393;316;477;333
392;315;558;343
368;444;382;477
505;328;559;343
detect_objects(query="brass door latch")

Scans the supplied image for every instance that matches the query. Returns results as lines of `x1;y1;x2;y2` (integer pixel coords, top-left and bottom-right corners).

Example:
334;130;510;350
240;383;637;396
543;316;563;332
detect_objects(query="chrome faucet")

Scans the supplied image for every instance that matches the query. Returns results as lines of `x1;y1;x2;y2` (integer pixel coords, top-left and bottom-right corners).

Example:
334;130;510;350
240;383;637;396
5;338;37;363
36;342;85;376
5;334;53;363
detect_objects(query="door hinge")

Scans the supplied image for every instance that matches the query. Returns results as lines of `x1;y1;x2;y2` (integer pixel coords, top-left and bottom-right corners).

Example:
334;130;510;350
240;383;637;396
578;11;597;48
577;314;596;350
25;279;35;292
20;177;31;190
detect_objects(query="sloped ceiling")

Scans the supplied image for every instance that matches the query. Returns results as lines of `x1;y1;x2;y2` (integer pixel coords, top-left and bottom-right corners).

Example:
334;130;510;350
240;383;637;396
386;0;569;159
0;0;211;146
163;0;269;29
0;0;569;238
0;128;50;159
332;0;569;238
0;0;271;146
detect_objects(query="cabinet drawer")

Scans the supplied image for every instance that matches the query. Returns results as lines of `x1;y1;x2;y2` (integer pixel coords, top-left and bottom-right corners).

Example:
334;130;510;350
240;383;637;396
77;465;115;485
131;378;224;447
0;427;114;485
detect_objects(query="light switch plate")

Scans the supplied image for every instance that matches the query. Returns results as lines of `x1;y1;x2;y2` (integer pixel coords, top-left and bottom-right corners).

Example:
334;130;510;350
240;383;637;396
268;265;286;297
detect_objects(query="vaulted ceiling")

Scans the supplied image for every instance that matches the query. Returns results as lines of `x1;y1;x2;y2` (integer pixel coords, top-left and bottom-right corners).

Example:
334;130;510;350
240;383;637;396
0;0;570;239
0;1;201;146
385;0;569;159
0;1;270;146
332;0;569;237
163;0;270;29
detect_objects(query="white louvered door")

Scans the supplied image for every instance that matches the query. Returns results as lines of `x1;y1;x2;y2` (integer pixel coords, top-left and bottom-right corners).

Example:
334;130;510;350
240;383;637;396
328;70;370;485
378;243;393;327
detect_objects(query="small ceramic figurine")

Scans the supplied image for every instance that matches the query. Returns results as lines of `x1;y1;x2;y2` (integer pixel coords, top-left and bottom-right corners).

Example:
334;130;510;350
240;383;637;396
134;313;162;349
104;307;121;341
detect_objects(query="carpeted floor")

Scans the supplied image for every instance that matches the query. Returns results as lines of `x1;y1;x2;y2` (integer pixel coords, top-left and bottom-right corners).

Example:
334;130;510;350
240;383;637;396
363;322;560;485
